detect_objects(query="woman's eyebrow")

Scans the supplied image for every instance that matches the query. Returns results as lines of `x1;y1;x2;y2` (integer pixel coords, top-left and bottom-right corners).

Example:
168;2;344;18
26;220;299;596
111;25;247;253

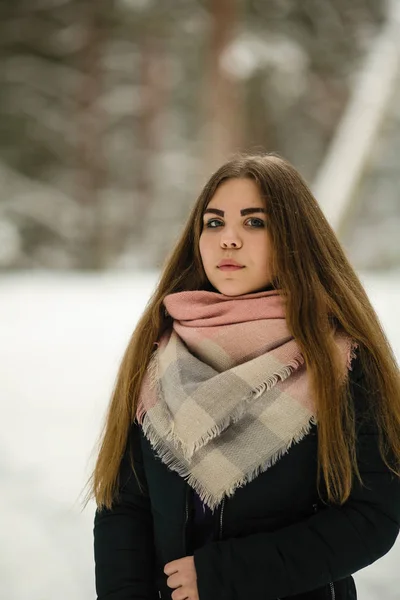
203;207;266;217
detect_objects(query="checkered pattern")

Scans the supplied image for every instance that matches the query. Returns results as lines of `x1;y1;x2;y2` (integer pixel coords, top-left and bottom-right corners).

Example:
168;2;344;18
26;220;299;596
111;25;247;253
137;290;354;510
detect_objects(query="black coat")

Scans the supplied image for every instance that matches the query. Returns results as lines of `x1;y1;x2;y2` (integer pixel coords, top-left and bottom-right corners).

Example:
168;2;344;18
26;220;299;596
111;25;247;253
94;353;400;600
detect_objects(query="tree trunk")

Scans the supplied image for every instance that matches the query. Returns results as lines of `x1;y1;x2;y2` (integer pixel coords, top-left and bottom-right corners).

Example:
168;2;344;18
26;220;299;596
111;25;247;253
76;0;108;269
135;29;167;241
205;0;242;171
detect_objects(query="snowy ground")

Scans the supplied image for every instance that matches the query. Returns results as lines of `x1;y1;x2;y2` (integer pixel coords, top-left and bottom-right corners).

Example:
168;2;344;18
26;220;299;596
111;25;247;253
1;271;400;600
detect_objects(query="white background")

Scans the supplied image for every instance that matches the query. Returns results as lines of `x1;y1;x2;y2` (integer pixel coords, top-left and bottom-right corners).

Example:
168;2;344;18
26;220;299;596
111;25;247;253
1;271;399;600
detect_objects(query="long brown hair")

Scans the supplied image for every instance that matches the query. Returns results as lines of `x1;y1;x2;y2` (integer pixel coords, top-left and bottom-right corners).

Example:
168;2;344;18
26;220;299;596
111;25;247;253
90;153;400;509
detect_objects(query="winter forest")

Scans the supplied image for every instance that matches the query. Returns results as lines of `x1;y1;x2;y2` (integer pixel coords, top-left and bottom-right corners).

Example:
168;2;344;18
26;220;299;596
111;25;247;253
1;0;400;599
1;0;400;271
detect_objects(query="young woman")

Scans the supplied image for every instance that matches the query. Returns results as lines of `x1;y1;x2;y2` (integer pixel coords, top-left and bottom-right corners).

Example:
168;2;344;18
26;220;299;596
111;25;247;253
91;154;400;600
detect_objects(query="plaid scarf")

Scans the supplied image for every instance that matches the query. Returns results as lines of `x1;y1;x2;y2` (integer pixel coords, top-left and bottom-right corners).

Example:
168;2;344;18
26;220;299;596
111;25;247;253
136;289;356;511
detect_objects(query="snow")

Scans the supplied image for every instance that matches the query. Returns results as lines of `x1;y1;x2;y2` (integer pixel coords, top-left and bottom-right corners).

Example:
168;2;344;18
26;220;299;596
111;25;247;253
1;270;399;599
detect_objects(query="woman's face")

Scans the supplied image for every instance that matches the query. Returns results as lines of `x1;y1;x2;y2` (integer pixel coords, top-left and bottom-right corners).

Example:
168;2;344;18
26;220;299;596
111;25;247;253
199;178;273;296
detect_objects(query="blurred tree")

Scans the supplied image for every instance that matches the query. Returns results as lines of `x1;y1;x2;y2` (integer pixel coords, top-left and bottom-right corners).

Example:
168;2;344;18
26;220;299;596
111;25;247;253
0;0;82;267
0;0;391;270
76;0;109;269
136;20;168;235
204;0;243;169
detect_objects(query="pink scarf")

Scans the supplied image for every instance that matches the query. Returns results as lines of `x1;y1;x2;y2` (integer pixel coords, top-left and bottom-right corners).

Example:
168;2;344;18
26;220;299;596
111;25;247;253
137;289;356;510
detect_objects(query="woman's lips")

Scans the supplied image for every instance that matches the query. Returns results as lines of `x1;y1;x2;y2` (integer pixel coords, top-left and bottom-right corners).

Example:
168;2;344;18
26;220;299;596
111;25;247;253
218;266;245;271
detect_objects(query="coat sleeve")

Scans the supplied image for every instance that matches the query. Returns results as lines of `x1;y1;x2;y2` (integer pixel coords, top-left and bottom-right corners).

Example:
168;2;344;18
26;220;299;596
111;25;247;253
93;422;158;600
193;354;400;600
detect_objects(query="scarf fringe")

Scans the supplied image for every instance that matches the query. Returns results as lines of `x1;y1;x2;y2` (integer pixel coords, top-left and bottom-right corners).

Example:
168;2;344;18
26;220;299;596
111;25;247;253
141;410;317;511
251;353;305;400
135;291;356;506
347;341;359;370
143;350;306;461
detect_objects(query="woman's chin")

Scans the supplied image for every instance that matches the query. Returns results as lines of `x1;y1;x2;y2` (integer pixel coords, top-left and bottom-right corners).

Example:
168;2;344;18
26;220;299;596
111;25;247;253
211;282;256;297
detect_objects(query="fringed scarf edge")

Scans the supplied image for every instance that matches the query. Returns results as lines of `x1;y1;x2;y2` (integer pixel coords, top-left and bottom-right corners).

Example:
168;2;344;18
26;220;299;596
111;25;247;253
140;410;317;511
140;347;306;461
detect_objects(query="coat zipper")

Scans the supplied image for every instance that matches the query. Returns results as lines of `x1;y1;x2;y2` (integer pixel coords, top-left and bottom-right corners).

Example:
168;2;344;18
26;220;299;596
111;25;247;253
159;490;191;600
329;582;336;600
182;486;190;552
218;497;226;540
216;498;288;599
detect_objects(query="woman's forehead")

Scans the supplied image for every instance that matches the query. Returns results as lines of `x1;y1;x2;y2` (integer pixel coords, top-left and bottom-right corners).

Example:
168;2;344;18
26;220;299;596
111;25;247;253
207;178;264;208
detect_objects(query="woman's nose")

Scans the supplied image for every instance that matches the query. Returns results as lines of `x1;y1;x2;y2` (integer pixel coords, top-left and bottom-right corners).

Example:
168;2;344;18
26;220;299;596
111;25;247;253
220;231;242;248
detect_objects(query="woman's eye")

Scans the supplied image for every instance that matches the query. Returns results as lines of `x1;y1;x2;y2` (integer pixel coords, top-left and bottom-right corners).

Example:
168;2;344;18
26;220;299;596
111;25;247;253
203;218;265;229
246;218;265;228
205;219;223;228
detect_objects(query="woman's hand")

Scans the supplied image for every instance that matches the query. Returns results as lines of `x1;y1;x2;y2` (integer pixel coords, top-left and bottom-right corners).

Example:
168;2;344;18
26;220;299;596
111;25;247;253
164;556;199;600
